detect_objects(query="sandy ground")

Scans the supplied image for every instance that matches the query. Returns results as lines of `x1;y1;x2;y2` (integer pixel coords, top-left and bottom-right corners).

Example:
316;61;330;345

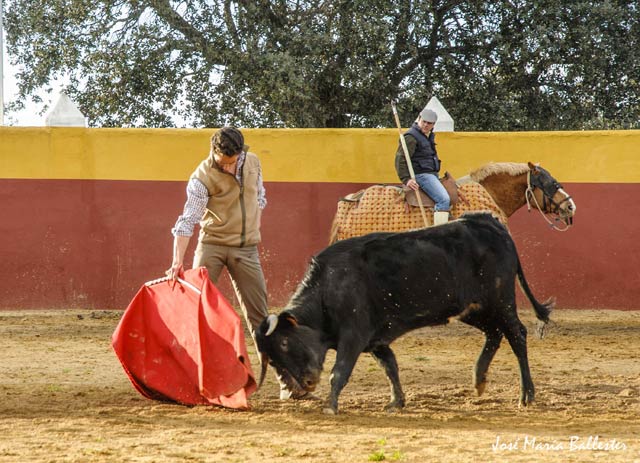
1;308;639;463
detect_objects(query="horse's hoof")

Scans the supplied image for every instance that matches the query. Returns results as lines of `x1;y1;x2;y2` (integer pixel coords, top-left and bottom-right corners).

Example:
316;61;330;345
475;380;487;397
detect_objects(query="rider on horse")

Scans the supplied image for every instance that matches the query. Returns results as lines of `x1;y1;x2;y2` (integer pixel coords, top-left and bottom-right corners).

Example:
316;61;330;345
394;106;451;226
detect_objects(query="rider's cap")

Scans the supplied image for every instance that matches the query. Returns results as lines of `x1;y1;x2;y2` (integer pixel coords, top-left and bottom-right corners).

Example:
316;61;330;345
419;108;438;123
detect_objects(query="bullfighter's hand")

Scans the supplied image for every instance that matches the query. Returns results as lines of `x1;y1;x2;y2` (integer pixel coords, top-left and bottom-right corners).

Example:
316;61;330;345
165;263;183;280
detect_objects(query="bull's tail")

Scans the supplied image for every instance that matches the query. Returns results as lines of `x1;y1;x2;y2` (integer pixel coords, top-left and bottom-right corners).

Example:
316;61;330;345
516;257;555;334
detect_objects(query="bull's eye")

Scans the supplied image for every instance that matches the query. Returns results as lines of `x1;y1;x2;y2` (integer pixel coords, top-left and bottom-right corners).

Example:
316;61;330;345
280;338;289;352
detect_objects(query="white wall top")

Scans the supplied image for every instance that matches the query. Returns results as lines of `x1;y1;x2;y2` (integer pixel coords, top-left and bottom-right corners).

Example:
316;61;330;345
45;92;87;127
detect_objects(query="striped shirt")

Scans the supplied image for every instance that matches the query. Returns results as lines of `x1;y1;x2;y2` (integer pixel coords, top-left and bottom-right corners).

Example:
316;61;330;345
171;152;267;237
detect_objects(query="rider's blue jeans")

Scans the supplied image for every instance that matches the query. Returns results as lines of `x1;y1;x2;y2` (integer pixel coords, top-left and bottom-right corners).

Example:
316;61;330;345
415;173;450;211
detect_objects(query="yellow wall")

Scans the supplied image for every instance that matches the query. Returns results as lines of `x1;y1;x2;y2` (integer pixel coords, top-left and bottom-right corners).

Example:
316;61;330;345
1;127;639;183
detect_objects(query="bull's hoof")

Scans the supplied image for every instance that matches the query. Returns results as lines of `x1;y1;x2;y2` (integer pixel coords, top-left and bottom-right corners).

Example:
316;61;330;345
322;407;338;415
475;380;487;397
383;399;405;412
519;391;535;408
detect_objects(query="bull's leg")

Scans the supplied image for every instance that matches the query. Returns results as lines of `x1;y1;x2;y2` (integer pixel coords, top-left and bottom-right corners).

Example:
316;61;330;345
474;329;503;396
501;314;535;407
324;344;362;416
370;345;405;411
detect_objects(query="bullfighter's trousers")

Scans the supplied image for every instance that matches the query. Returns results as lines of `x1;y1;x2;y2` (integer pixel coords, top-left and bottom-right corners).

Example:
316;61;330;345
193;242;268;343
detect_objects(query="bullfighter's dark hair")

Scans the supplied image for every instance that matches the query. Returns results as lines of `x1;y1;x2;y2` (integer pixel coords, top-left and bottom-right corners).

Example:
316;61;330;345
211;127;244;156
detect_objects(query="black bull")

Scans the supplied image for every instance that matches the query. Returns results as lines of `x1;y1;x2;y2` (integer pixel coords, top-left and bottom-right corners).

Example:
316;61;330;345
256;213;554;415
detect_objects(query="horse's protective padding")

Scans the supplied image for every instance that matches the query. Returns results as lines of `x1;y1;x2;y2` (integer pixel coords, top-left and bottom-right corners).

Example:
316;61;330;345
112;267;256;409
332;181;507;242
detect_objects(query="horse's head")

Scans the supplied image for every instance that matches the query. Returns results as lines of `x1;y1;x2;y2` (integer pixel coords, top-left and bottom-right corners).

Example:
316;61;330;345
527;162;576;226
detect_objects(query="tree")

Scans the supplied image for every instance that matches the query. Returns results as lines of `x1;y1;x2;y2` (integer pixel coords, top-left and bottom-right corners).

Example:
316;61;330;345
4;0;639;129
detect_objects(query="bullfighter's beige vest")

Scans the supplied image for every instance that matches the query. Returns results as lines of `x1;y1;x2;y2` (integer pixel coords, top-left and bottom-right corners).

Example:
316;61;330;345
191;152;261;247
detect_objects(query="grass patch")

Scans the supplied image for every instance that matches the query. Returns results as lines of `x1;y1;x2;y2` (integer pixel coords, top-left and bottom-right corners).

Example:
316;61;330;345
368;438;403;461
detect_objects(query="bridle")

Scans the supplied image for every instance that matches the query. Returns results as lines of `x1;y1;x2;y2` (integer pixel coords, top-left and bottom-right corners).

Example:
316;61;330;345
525;170;574;231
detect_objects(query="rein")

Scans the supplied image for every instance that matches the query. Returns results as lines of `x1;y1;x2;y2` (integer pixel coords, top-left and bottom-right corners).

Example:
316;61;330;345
525;171;572;232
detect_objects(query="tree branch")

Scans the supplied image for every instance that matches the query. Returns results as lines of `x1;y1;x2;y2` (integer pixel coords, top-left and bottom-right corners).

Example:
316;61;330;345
146;0;227;66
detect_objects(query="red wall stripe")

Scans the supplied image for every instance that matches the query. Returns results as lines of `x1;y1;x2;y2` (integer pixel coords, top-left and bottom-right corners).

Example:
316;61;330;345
1;179;638;310
510;183;640;310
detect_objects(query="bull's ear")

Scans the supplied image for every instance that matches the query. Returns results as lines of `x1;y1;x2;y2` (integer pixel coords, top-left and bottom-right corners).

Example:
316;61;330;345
284;313;299;327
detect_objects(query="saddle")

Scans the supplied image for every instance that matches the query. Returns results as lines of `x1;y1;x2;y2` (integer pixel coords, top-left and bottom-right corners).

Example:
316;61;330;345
402;172;459;208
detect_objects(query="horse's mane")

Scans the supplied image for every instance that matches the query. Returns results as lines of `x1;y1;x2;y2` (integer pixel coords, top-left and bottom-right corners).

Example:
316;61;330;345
469;162;529;183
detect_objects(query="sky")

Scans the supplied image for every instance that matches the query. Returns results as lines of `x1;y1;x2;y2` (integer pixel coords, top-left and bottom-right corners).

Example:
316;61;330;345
2;55;57;126
1;1;69;127
1;38;70;127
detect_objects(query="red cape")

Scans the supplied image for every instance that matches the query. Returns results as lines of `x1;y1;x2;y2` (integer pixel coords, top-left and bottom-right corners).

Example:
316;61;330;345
112;267;256;409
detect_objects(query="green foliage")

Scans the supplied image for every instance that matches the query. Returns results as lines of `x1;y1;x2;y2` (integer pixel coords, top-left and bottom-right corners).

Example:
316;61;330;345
4;1;639;129
368;438;403;461
368;450;386;461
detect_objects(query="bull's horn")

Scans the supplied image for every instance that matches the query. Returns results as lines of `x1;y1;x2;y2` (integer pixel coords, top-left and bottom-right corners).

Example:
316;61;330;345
265;314;278;336
257;352;270;390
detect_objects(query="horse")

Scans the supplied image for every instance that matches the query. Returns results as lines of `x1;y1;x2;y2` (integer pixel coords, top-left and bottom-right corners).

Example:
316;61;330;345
328;162;576;244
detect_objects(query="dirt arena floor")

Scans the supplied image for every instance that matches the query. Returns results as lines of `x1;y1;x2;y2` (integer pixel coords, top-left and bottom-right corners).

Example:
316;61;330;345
1;308;638;463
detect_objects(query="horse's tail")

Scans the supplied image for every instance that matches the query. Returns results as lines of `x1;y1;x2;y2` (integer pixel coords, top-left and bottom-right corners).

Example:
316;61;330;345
328;214;340;245
516;256;555;337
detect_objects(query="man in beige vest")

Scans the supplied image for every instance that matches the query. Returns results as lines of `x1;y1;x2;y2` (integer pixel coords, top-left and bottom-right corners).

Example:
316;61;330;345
166;127;313;400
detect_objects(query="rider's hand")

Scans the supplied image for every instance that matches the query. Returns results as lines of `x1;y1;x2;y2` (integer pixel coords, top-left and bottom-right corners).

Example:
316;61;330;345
406;179;419;191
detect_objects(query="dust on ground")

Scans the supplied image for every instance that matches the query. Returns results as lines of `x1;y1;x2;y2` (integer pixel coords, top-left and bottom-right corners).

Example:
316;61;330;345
1;309;639;463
